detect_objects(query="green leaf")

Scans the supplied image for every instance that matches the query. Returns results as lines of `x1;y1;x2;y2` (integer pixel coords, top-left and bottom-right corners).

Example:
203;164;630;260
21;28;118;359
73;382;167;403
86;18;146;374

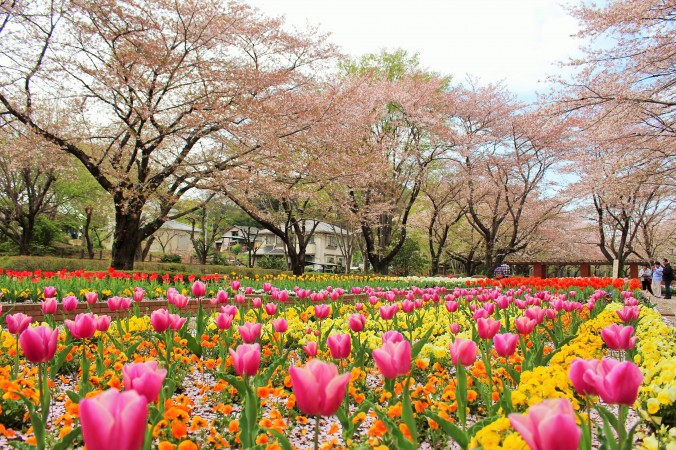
67;391;81;404
50;343;74;378
401;379;418;444
411;326;435;359
124;340;143;359
596;405;619;430
218;373;247;395
183;333;203;357
366;401;416;450
53;426;82;450
423;411;468;448
196;303;206;337
265;428;295;450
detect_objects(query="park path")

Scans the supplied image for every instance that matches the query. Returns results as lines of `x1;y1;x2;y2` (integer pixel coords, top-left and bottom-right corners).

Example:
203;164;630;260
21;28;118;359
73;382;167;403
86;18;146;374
649;294;675;325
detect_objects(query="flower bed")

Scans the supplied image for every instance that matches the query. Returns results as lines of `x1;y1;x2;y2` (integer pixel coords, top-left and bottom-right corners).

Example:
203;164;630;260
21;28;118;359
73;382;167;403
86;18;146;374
0;277;672;449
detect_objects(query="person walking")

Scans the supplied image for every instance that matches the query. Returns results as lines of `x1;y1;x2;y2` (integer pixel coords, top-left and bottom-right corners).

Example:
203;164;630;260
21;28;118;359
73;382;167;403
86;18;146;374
639;263;653;295
652;261;664;298
662;258;673;299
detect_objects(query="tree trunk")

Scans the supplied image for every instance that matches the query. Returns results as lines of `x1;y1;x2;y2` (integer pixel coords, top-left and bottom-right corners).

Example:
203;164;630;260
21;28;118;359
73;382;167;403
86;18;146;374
111;209;142;270
287;246;306;276
18;217;34;255
83;207;95;259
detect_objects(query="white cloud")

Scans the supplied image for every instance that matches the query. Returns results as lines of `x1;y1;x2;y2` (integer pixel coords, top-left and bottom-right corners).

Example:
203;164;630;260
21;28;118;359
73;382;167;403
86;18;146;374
246;0;583;100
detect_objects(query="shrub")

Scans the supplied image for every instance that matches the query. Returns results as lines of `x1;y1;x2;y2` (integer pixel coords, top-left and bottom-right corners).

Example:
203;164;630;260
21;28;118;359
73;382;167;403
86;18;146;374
159;254;182;263
257;256;287;271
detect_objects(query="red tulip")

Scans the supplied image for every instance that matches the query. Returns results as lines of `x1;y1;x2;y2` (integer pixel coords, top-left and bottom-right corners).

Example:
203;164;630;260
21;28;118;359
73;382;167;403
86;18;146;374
229;343;260;376
327;334;351;359
601;324;636;350
238;322;262;344
6;313;32;335
191;281;206;297
509;398;580;450
42;298;58;315
65;313;97;339
19;325;58;363
123;361;167;403
449;338;477;366
289;359;350;417
372;339;411;379
477;317;501;340
62;296;79;312
80;388;148;450
493;333;519;357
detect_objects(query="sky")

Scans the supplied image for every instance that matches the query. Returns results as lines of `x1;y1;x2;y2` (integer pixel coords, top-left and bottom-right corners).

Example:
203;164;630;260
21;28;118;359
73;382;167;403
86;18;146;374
247;0;583;102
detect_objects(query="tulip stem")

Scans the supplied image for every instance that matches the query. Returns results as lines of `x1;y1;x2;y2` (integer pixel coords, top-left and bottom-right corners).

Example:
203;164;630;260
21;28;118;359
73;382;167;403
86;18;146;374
313;415;321;450
12;338;19;379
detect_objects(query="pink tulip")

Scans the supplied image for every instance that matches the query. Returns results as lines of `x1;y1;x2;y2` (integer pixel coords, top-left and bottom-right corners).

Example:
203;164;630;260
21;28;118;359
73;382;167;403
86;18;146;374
6;313;32;335
472;308;489;320
355;302;364;311
80;388;148;450
368;296;378;306
19;325;58;363
221;305;238;317
191;281;206;297
515;317;537;335
216;290;229;304
238;322;262;344
168;314;186;330
314;304;331;320
327;334;351;359
477;317;501;340
264;302;277;316
601;324;636;350
234;293;246;304
43;286;57;298
263;282;272;292
133;288;145;303
569;358;602;396
62;296;78;312
583;358;643;405
172;295;189;309
85;291;99;305
449;322;461;334
123;361;167;402
229;343;260;376
245;287;253;295
289;359;350;417
216;313;234;330
616;306;641;323
42;297;58;315
379;304;398;320
231;280;241;291
445;300;459;313
65;313;97;339
96;315;111;332
107;296;122;312
303;341;318;357
382;330;405;344
166;288;179;304
120;297;132;310
372;339;411;379
272;318;288;333
449;338;478;366
509;398;581;450
278;291;289;303
348;314;366;332
150;309;171;333
252;297;262;308
493;333;519;357
400;300;415;313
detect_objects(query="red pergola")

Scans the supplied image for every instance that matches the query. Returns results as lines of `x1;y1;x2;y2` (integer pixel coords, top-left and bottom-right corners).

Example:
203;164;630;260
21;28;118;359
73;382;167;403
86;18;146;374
508;260;641;279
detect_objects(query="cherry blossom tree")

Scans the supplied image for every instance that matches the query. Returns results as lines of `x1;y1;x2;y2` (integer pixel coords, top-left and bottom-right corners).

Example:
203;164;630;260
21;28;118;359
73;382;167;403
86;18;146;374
0;0;336;269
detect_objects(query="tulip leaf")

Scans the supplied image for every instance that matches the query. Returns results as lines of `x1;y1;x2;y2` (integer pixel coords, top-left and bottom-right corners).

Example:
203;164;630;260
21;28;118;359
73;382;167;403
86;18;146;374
365;401;416;450
50;343;74;378
423;411;468;449
196;302;206;336
401;378;418;444
183;332;203;357
53;426;82;450
596;405;619;430
218;373;247;396
124;340;143;359
67;391;81;404
264;428;294;450
411;326;435;359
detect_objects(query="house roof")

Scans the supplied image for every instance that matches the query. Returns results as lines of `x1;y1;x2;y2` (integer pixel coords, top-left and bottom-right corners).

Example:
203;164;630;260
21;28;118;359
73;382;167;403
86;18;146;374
256;221;349;236
160;220;201;232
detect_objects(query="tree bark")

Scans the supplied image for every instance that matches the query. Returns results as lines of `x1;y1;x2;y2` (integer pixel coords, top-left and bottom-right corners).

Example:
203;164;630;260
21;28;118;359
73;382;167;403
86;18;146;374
111;207;143;270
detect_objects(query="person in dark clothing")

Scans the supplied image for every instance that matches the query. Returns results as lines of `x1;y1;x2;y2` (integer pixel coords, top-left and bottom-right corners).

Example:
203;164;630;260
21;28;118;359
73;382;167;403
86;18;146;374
663;258;673;299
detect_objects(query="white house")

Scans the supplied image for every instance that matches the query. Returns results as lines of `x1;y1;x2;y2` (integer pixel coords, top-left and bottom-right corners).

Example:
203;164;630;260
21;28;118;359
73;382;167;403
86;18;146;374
255;222;351;271
145;220;199;259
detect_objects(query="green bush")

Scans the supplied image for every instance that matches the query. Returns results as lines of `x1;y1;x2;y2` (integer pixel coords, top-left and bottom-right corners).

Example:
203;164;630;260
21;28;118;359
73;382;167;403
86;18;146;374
257;256;287;271
0;255;288;278
159;254;182;263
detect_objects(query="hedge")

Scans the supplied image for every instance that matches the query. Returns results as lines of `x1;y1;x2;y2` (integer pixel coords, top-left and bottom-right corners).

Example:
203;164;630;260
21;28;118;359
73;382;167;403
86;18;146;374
0;255;288;278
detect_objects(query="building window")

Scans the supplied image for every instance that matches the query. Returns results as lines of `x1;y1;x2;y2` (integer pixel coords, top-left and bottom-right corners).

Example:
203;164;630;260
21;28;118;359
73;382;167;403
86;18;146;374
327;235;338;248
